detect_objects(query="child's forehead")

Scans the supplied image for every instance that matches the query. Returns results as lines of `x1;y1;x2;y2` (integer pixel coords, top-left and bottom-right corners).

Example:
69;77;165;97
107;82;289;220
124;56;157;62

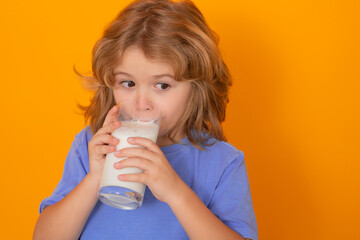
113;47;175;76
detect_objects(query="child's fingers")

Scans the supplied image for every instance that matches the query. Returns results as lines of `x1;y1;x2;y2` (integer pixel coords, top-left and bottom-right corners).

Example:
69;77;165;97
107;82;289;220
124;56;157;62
95;144;117;157
96;120;121;135
127;137;160;153
92;133;119;146
115;147;158;162
89;134;119;159
117;173;146;184
113;157;152;171
103;105;119;127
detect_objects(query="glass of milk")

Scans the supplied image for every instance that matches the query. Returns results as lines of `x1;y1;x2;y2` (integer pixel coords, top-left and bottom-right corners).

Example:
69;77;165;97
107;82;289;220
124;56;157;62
98;103;161;210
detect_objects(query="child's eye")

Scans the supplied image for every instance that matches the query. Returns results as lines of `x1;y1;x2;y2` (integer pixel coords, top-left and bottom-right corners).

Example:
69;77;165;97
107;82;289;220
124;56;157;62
120;81;135;88
155;83;170;91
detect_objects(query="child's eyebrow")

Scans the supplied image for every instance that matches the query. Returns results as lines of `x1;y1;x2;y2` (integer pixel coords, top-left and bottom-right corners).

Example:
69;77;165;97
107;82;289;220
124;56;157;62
113;71;132;77
113;71;174;80
153;74;175;79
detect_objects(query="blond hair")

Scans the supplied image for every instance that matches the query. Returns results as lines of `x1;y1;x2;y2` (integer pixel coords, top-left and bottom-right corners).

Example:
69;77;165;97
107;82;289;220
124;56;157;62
76;0;232;148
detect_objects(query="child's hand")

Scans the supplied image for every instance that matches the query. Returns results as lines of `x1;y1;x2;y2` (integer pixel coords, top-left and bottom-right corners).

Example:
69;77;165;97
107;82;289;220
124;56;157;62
88;105;120;183
113;137;185;204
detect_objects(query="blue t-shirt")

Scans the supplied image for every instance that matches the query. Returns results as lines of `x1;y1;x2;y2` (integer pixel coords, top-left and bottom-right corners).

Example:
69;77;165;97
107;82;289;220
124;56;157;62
40;127;258;240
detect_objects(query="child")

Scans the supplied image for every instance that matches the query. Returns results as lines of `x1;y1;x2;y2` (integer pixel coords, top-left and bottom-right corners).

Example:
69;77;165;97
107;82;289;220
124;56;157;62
33;0;258;239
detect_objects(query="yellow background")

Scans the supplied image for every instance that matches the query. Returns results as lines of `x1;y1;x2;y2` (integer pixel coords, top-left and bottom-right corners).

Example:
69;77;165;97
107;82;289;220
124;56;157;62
0;0;359;239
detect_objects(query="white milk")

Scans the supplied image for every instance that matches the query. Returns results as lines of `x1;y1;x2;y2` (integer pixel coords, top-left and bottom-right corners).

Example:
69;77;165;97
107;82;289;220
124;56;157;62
100;120;159;196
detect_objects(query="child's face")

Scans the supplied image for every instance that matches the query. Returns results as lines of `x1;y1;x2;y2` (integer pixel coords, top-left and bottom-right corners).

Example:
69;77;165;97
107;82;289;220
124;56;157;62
112;46;192;146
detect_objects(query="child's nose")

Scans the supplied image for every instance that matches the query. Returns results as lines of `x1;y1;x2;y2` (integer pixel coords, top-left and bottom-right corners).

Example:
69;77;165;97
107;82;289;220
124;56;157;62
135;91;152;111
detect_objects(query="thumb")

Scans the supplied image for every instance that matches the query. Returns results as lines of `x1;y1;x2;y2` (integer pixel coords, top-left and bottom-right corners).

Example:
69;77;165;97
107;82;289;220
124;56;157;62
103;104;119;126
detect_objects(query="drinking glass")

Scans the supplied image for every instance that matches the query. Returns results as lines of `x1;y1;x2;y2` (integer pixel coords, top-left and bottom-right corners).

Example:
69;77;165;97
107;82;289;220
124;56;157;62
99;103;161;210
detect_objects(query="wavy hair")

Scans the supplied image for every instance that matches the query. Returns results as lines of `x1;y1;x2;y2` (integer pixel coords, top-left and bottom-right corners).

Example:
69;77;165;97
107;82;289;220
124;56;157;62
76;0;232;148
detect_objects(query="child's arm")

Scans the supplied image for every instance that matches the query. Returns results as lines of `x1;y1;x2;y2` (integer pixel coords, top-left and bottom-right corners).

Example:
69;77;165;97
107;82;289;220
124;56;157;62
114;137;249;240
33;173;100;240
33;106;121;240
